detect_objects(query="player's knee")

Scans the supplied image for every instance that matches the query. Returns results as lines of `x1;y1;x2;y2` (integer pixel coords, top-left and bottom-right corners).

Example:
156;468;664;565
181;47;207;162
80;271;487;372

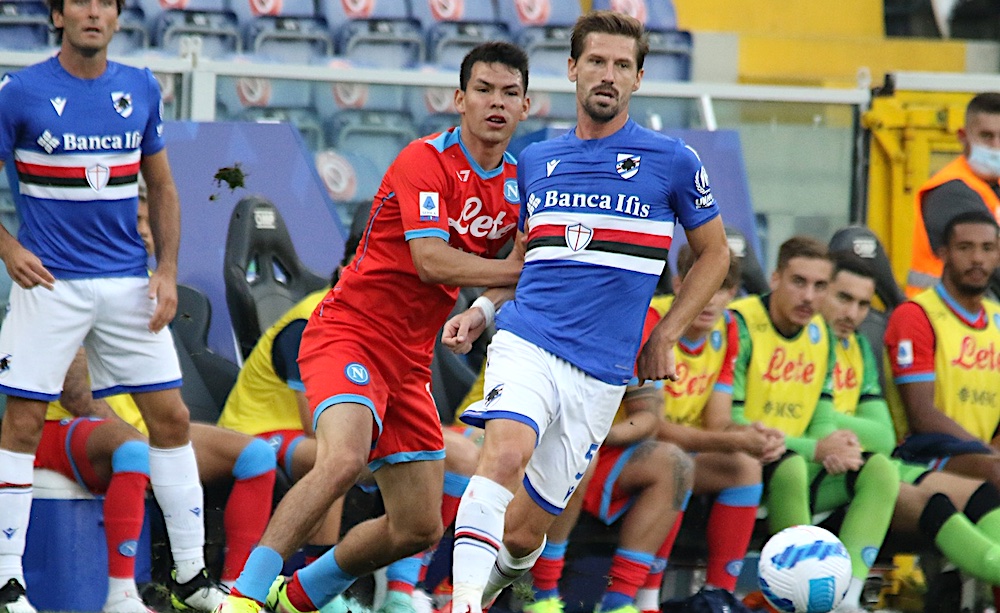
233;437;277;479
143;402;191;445
444;433;480;476
112;440;150;476
480;443;531;483
504;522;545;556
313;446;367;490
659;443;694;494
731;451;763;485
394;514;444;554
1;400;46;450
855;453;900;494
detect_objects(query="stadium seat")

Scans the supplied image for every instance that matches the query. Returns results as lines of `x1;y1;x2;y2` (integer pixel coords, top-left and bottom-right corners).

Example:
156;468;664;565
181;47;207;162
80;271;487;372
223;196;328;360
0;0;51;51
321;0;424;68
591;0;691;81
312;59;412;123
327;109;418;177
108;3;150;55
495;0;581;76
828;225;906;312
725;226;770;295
172;284;239;423
313;148;383;227
410;0;510;69
229;0;332;62
135;0;241;58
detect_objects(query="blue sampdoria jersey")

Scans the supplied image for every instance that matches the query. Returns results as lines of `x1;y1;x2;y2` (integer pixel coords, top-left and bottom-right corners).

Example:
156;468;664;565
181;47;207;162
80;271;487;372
0;57;165;279
498;120;720;385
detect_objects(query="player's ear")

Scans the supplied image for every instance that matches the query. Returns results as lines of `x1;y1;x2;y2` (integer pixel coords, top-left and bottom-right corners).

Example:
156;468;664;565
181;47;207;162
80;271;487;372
770;270;780;292
520;95;530;121
567;57;577;83
632;67;643;92
453;88;465;114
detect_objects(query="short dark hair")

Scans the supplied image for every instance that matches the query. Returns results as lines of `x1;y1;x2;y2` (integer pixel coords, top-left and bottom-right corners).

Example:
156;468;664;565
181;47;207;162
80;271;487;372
776;236;829;271
830;250;875;282
676;243;742;290
48;0;126;28
942;209;1000;246
570;10;649;71
967;92;1000;121
459;41;529;93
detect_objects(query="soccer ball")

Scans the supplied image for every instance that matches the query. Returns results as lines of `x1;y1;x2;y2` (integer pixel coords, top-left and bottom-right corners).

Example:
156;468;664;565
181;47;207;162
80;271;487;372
757;525;852;613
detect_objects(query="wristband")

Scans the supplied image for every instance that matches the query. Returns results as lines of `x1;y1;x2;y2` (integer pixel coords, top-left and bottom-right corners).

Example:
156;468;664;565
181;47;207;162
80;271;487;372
471;296;496;328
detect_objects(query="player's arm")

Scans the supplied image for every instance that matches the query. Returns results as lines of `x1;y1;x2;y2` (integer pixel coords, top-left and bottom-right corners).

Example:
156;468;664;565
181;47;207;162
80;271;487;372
604;384;662;447
808;346;863;473
639;217;730;382
59;348;122;420
141;149;181;332
409;237;522;287
885;302;980;441
823;338;897;454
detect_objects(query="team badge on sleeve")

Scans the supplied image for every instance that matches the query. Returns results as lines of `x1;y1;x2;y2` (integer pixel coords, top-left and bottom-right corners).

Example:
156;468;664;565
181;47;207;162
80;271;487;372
616;153;641;179
896;340;914;367
419;191;440;221
694;166;716;209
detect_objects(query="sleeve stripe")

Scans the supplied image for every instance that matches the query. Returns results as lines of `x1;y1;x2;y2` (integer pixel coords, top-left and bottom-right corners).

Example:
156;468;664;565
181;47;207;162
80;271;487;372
404;228;449;241
894;373;935;384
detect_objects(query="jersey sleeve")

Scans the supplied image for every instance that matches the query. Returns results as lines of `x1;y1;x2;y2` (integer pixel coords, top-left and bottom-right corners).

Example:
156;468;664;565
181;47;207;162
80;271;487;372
394;142;452;243
884;302;936;384
713;313;738;393
730;311;752;420
0;73;23;160
271;320;307;390
141;68;166;157
857;334;883;399
668;144;720;231
820;332;835;401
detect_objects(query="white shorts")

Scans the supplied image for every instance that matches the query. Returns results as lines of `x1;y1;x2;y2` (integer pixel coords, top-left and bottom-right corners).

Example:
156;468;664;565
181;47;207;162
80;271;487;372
461;329;626;513
0;277;182;401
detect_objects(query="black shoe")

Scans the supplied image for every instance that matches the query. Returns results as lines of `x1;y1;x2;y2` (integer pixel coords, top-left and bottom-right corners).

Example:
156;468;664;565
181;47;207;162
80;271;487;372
0;579;36;613
169;568;229;612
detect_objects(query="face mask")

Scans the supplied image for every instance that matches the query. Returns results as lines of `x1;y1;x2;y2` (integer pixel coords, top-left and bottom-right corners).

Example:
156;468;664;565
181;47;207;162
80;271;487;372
968;143;1000;179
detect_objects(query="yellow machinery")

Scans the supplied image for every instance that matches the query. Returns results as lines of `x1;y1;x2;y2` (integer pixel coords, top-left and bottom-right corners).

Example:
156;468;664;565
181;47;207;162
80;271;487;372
863;77;984;287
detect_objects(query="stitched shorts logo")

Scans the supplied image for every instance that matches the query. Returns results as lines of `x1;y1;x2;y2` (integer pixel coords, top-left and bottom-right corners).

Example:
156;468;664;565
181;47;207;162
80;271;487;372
345;362;370;385
484;384;504;407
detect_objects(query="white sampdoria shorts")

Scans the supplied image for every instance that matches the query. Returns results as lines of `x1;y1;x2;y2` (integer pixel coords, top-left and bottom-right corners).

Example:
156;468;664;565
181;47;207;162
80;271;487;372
461;329;626;513
0;276;182;401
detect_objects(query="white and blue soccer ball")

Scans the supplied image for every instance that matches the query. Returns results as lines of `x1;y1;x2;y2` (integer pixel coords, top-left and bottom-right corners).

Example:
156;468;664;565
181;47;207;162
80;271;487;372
757;525;852;613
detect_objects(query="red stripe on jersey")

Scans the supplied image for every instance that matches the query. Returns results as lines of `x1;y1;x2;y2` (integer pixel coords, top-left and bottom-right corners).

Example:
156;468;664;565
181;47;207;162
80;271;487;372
16;160;141;179
528;223;672;249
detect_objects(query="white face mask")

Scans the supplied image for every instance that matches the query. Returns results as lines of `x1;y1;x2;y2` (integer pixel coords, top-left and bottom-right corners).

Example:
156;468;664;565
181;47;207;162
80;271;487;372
968;143;1000;179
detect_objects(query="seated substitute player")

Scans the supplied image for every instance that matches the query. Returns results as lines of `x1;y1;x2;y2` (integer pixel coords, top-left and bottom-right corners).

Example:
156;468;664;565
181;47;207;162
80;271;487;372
220;41;533;613
644;245;784;605
36;346;276;613
819;250;1000;590
728;236;899;613
885;210;1000;490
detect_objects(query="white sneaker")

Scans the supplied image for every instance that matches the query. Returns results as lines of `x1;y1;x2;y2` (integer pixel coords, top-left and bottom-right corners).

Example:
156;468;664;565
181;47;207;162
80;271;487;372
0;579;36;613
170;568;230;612
103;590;155;613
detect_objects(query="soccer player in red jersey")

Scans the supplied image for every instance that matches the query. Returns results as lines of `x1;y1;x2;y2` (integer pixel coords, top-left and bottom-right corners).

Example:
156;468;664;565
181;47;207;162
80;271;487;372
218;41;531;613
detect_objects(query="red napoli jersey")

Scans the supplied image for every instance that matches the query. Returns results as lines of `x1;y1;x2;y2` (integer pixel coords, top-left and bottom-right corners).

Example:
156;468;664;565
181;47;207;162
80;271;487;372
327;127;520;361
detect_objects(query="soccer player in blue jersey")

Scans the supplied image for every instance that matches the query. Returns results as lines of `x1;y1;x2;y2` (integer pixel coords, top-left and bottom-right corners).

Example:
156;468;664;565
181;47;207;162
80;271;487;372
0;1;226;612
442;11;731;613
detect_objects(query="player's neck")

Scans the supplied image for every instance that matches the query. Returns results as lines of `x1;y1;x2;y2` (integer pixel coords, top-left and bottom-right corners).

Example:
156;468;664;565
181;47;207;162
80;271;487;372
575;111;629;141
58;46;108;80
459;130;506;171
768;305;803;338
941;278;985;316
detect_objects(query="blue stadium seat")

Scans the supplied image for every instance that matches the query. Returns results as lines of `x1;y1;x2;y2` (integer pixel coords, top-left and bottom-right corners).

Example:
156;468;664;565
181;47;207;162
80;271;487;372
326;109;418;177
410;0;509;69
239;105;325;151
312;58;411;122
313;149;383;227
0;0;51;51
229;0;332;62
216;70;315;121
589;0;691;81
109;4;151;55
495;0;580;76
320;0;423;68
136;0;241;57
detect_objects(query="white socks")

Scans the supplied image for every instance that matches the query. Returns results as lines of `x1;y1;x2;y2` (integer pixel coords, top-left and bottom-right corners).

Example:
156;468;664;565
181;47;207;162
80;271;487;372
483;538;546;606
0;450;33;584
149;443;205;582
452;476;513;611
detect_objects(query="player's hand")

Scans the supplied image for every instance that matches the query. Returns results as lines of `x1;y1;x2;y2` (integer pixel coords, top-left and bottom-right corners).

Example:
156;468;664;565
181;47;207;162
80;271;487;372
147;269;178;333
442;307;487;354
2;244;55;290
736;428;771;459
814;429;862;473
753;422;787;463
636;327;678;383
